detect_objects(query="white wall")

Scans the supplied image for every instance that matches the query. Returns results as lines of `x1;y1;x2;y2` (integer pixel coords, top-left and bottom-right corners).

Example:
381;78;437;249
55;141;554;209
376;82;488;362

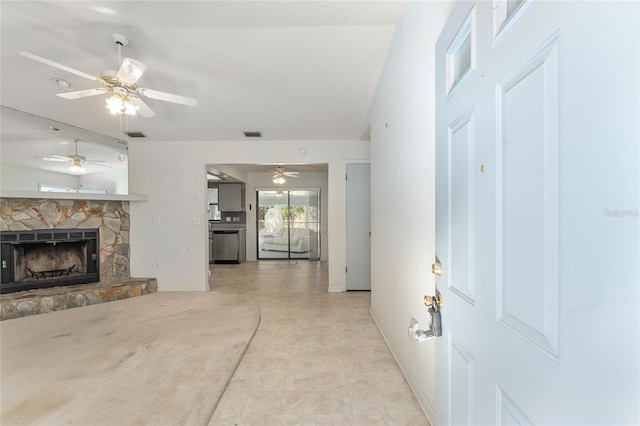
245;171;328;261
0;163;79;191
78;167;128;194
367;1;453;422
128;140;367;292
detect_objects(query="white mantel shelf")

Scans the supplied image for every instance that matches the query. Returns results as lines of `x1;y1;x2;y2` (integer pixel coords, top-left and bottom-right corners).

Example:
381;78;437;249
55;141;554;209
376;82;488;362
0;190;148;202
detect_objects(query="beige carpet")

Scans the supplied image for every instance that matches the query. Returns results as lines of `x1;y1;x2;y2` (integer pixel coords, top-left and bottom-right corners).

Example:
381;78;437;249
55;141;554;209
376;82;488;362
0;292;260;425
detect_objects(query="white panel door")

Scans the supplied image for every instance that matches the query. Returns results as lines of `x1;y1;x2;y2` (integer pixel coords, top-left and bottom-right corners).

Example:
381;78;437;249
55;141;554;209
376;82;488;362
346;163;371;290
435;2;639;424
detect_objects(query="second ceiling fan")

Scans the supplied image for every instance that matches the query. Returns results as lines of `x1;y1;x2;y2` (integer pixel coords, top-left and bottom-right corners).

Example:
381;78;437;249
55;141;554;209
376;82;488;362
271;166;299;184
38;140;111;174
20;33;198;118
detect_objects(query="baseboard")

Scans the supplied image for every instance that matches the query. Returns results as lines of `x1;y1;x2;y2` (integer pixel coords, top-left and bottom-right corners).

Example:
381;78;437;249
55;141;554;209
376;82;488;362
369;307;437;425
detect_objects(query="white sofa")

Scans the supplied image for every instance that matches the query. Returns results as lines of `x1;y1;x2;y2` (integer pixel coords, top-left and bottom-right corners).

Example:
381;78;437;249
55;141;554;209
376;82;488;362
261;227;313;253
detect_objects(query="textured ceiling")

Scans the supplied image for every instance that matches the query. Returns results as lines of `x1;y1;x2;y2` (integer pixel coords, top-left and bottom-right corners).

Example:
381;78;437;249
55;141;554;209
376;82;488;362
0;1;406;175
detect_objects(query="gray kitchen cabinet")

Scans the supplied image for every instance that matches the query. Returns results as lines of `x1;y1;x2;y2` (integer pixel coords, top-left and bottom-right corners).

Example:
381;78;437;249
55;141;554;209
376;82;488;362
218;184;245;212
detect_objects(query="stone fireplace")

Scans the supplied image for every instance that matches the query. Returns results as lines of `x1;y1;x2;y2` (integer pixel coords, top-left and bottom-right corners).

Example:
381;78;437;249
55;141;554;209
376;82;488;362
0;198;156;319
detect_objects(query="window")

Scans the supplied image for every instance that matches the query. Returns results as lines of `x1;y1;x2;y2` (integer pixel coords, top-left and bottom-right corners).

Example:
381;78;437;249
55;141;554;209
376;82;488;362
493;0;531;41
39;184;107;194
446;9;475;94
208;188;221;221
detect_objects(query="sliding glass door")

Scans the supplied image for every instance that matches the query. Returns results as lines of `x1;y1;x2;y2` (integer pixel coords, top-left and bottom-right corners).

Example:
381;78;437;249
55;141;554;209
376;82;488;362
257;189;320;260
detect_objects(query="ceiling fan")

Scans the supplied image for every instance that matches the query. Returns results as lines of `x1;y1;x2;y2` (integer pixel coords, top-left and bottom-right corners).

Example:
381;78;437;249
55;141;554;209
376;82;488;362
271;166;299;184
38;140;110;174
20;33;197;118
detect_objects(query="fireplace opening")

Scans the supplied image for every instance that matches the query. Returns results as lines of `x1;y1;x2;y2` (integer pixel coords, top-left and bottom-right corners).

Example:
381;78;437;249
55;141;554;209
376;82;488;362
14;241;88;281
1;229;99;294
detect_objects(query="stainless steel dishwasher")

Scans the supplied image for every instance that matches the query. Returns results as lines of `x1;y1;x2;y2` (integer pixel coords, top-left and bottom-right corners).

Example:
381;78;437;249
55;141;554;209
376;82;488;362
213;230;239;264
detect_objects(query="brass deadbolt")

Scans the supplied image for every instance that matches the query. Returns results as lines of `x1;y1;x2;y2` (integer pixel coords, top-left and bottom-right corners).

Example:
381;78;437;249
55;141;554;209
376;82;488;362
431;261;443;276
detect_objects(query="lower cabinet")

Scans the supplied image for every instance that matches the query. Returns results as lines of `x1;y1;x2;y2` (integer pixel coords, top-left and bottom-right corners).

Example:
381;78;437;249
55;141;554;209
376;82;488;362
211;229;246;264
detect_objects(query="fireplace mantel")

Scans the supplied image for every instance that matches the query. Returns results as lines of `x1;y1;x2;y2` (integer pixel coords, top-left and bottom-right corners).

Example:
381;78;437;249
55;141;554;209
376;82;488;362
0;190;147;202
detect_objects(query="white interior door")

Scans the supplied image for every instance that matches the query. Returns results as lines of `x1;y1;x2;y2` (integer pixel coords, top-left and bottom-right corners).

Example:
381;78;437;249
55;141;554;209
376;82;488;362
346;163;371;290
435;2;639;424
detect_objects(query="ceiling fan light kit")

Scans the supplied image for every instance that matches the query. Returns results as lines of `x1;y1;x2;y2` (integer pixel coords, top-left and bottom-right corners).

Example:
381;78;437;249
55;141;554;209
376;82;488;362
271;166;299;184
19;33;197;119
105;87;138;116
69;160;86;174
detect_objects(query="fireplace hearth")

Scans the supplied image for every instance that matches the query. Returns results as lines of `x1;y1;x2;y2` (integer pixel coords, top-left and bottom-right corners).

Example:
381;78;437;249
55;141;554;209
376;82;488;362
1;229;99;294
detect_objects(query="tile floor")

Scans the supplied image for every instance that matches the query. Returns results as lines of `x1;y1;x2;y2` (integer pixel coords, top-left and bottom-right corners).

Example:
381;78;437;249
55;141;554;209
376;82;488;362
208;261;429;426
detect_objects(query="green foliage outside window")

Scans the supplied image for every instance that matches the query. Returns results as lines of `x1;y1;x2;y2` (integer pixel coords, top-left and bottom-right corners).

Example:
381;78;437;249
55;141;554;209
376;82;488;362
257;205;316;232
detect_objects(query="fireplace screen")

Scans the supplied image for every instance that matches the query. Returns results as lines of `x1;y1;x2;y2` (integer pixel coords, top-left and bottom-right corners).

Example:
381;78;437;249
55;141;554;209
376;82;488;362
1;229;99;294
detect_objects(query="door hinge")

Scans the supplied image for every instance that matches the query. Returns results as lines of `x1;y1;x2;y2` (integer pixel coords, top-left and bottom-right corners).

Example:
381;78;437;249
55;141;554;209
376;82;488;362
345;266;348;273
345;174;348;181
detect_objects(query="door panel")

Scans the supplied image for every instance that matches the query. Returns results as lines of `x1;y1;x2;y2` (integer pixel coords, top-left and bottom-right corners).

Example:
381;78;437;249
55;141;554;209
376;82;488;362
346;163;371;290
497;36;560;356
436;1;639;424
289;190;320;260
306;190;321;261
450;337;474;425
449;112;475;304
496;387;532;426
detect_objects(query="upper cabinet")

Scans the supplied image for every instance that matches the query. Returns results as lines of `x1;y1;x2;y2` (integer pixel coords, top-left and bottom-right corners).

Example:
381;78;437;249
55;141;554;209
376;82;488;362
218;183;245;212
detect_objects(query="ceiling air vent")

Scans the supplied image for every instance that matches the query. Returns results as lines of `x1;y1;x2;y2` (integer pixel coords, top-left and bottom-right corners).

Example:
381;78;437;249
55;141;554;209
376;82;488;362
243;131;262;138
125;131;146;138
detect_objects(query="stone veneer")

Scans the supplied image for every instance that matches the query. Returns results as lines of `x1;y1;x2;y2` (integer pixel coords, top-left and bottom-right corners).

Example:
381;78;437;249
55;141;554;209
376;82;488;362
0;278;157;320
0;198;155;320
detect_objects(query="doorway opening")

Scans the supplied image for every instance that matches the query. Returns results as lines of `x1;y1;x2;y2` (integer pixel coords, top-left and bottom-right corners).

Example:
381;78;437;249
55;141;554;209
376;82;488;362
257;189;320;260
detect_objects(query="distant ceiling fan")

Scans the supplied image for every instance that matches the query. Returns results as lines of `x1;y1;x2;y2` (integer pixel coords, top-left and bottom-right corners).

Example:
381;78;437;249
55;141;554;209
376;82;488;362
38;140;110;174
271;166;299;184
20;33;198;118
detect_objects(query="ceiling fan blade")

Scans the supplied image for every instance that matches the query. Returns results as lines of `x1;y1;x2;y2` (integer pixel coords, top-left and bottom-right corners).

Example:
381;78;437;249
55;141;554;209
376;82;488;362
138;88;198;107
56;88;107;99
38;155;71;162
283;172;299;177
87;161;112;168
129;97;157;118
19;51;101;82
116;58;147;85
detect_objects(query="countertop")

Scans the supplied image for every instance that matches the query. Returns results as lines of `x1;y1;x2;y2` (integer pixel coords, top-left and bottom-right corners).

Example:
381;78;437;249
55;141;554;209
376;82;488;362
209;222;246;231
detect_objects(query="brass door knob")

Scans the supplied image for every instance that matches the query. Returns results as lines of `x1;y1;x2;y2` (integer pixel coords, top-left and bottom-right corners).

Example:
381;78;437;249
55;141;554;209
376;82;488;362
432;261;443;276
424;292;443;310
